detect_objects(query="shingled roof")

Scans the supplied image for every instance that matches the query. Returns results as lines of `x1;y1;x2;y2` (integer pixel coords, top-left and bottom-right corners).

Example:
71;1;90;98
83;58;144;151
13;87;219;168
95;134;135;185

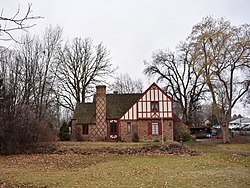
73;93;141;124
73;103;96;124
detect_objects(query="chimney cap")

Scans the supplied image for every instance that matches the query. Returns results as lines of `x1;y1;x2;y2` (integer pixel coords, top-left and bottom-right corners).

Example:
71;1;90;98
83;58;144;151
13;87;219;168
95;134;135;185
96;85;106;94
96;85;106;88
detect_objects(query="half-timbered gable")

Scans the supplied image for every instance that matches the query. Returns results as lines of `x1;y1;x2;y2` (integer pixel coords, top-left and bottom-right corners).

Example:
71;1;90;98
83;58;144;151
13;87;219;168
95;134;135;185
120;83;173;120
71;83;175;142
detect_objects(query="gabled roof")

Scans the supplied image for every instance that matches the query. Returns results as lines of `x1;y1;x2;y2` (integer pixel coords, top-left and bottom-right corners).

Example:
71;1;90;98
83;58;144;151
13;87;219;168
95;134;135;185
106;93;141;119
73;93;141;124
229;118;250;124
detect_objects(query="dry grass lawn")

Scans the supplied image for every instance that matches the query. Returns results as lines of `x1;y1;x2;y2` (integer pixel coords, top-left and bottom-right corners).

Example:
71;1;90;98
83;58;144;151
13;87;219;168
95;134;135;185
0;141;249;187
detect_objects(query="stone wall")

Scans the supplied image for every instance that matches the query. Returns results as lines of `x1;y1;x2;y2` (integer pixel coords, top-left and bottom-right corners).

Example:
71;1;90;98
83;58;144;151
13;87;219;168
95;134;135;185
71;121;96;141
71;119;78;141
173;119;189;141
120;119;174;142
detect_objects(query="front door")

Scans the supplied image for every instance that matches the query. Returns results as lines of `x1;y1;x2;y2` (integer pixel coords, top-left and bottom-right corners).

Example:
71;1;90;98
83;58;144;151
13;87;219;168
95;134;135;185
109;120;118;140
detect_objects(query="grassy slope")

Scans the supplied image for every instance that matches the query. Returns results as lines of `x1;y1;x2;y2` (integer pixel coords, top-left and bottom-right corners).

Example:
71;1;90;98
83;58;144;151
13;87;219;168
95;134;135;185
0;142;249;188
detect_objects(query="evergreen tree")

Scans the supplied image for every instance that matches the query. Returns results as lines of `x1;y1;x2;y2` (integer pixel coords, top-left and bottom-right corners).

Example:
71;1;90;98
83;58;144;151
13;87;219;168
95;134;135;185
58;121;71;141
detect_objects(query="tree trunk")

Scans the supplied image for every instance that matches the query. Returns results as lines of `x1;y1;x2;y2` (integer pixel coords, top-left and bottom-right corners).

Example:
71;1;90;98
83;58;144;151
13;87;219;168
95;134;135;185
221;123;231;143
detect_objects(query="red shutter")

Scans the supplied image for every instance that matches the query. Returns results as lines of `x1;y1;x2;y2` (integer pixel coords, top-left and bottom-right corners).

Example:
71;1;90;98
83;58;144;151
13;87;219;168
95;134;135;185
148;122;152;135
158;122;162;135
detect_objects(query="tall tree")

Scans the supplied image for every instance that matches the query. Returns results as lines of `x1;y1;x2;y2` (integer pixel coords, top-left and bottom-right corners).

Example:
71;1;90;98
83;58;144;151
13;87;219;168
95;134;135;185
56;37;114;111
189;16;250;143
144;42;207;126
37;25;62;121
111;73;143;94
15;25;62;121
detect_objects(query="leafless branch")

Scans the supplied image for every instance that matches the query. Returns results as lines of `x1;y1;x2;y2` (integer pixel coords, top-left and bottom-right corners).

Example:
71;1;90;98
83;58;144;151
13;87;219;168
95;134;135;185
0;3;43;43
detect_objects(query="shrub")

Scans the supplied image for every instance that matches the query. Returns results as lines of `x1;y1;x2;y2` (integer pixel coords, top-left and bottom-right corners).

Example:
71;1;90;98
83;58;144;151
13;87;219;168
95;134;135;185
58;121;71;141
0;105;38;154
179;132;193;142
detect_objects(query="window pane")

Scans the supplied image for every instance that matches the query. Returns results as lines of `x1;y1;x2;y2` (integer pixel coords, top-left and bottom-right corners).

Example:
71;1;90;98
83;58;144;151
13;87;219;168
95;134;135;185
151;102;159;112
82;124;89;135
127;122;131;133
152;122;159;135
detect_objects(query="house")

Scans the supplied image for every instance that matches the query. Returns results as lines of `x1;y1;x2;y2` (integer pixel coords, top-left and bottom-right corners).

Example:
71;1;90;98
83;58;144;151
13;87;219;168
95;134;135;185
202;119;211;127
71;83;177;142
229;117;250;130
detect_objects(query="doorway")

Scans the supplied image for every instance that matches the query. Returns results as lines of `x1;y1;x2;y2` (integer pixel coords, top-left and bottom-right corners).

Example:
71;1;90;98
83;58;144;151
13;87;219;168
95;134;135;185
109;120;118;140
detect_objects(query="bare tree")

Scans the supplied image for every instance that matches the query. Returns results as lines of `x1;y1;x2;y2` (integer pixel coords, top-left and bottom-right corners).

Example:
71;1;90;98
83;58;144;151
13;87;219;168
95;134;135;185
189;16;250;143
144;42;207;126
37;25;62;121
0;3;42;42
0;26;62;154
111;73;143;94
56;37;115;111
16;26;62;121
0;47;37;154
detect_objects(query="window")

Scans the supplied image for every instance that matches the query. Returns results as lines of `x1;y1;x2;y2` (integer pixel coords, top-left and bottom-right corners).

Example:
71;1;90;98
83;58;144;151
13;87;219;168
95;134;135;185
152;122;159;135
151;101;159;112
82;124;89;135
127;122;131;133
148;122;162;135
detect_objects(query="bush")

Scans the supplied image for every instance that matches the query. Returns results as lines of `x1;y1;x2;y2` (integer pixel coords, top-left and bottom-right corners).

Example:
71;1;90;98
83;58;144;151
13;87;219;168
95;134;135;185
132;132;139;142
179;132;193;142
58;121;71;141
0;105;38;154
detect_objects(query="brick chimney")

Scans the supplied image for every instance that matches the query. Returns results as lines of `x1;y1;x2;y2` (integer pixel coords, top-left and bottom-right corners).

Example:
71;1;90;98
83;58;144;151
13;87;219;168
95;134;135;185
94;85;107;140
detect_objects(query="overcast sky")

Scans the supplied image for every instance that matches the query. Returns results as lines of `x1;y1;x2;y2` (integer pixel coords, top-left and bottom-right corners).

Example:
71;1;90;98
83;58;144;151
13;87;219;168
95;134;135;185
1;0;250;116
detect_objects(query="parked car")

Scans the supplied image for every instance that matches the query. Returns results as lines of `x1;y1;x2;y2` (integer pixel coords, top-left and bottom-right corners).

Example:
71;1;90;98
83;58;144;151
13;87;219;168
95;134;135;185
195;132;212;139
205;133;212;138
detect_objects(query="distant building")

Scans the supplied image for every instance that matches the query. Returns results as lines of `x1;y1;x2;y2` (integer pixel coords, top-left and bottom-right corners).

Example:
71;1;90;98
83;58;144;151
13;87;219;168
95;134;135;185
229;118;250;129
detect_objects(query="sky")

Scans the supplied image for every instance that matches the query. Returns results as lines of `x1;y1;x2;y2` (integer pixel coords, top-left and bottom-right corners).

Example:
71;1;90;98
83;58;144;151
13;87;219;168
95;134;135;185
1;0;250;116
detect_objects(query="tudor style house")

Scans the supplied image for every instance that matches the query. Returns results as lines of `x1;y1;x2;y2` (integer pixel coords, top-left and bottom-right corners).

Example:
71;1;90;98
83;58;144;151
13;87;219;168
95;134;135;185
71;83;176;142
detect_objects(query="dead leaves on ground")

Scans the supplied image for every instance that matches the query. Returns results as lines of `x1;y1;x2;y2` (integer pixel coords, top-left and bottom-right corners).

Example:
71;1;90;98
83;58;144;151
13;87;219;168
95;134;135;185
49;143;202;156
